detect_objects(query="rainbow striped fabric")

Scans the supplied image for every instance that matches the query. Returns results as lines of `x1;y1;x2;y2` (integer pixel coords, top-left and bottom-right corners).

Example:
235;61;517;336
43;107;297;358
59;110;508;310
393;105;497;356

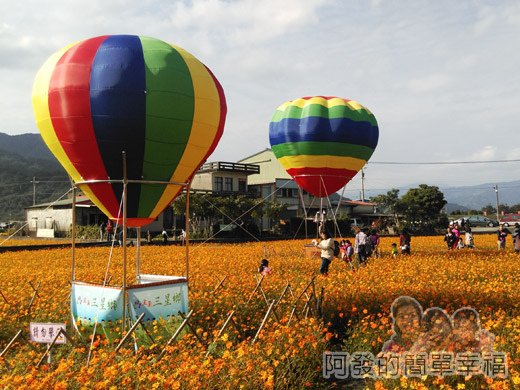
269;96;378;197
32;35;226;227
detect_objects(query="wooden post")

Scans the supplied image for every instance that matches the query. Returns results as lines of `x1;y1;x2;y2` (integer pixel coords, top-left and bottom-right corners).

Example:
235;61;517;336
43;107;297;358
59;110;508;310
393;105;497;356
317;287;325;318
205;310;235;358
287;276;316;325
298;187;308;239
136;227;141;283
36;328;74;367
246;274;265;305
115;313;145;352
0;289;9;305
157;309;194;361
0;329;22;359
26;281;41;312
29;281;41;298
252;300;276;344
179;312;205;346
276;283;290;306
212;275;227;294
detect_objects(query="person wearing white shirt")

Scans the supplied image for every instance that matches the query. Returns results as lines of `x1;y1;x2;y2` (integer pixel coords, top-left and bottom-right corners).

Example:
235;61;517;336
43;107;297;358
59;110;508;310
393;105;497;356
313;230;334;276
354;228;368;266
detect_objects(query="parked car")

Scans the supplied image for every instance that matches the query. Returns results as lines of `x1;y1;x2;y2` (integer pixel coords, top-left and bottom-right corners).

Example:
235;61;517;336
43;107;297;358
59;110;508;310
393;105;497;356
455;215;498;227
499;214;520;227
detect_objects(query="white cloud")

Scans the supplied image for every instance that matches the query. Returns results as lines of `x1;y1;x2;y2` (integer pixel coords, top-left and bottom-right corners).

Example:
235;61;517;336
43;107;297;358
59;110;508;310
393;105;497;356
506;148;520;160
408;74;451;93
469;146;497;161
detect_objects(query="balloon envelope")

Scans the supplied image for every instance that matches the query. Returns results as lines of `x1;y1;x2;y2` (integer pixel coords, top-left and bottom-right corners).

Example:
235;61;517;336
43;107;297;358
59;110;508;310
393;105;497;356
269;96;378;197
32;35;226;227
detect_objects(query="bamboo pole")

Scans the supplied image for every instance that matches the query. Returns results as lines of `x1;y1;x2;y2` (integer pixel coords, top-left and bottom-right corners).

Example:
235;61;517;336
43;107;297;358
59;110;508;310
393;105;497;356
252;300;276;344
122;152;128;335
71;186;76;282
136;227;141;283
185;181;191;284
115;313;145;352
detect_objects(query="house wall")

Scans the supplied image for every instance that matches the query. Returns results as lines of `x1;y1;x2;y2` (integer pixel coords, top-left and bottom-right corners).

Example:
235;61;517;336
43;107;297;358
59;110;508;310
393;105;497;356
192;171;250;192
238;149;290;185
27;208;71;236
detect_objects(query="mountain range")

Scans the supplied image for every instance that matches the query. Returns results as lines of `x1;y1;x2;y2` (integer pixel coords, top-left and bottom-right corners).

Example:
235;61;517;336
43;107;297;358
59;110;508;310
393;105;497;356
0;132;519;220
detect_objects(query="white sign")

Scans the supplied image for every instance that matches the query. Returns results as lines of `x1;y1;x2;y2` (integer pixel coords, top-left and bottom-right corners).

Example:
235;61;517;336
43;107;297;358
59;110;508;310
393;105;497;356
30;322;66;344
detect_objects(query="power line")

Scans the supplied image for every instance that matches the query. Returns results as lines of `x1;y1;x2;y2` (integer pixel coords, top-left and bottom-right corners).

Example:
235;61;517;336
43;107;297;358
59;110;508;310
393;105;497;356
370;159;520;165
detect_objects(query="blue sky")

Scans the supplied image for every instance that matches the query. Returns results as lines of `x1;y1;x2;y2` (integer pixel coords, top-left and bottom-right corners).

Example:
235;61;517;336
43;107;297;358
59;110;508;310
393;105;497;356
1;0;519;198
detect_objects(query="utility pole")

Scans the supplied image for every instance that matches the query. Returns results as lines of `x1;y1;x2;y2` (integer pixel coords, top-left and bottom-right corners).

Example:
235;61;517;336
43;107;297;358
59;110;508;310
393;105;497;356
494;185;500;222
361;168;365;202
32;177;39;206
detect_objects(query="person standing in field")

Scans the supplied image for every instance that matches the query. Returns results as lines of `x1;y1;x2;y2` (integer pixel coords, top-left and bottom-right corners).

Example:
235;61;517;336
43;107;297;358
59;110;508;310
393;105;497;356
444;227;457;250
106;220;114;242
512;223;520;253
399;228;411;255
354;227;368;266
369;229;381;258
451;223;460;250
313;230;334;276
258;259;272;276
465;225;475;249
497;225;508;250
391;243;398;258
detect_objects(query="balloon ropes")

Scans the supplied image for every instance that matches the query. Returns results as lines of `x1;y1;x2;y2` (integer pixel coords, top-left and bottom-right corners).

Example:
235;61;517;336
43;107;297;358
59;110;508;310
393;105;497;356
269;96;378;237
32;35;226;334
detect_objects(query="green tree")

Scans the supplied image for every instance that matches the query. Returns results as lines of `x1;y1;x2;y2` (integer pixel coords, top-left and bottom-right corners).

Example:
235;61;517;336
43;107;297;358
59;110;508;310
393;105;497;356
370;188;403;224
481;204;496;215
399;184;448;231
171;193;264;237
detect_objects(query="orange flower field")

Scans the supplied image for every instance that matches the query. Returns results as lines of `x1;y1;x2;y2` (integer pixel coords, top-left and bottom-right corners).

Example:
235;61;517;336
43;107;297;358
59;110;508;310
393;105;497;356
0;234;519;389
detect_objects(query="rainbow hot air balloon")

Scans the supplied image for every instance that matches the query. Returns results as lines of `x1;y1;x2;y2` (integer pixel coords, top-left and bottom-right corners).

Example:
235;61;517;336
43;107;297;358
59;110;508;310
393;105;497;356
269;96;378;197
32;35;226;227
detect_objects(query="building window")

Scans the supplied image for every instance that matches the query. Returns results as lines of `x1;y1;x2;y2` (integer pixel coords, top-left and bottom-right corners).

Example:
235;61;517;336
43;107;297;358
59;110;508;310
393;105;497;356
281;188;298;198
238;179;246;192
225;177;233;191
214;176;223;191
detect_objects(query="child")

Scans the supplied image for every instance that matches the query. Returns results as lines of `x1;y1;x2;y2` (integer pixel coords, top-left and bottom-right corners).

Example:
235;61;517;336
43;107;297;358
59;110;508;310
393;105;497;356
342;240;355;270
258;259;272;276
465;226;475;249
456;236;465;249
391;243;398;258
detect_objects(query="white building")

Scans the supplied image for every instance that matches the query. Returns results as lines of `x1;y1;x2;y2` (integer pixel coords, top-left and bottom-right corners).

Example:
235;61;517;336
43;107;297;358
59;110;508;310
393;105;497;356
238;148;379;231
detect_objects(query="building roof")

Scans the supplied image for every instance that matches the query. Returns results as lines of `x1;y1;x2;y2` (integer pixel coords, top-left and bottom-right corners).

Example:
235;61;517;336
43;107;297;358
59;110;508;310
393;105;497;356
237;148;272;163
26;195;95;209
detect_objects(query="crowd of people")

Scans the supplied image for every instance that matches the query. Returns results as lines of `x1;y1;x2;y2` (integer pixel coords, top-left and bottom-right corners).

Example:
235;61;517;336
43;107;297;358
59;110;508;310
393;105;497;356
306;224;413;276
444;217;520;252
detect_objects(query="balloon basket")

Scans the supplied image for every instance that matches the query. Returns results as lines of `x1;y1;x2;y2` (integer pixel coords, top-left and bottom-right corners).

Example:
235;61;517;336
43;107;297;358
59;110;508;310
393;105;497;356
71;275;189;326
304;244;321;259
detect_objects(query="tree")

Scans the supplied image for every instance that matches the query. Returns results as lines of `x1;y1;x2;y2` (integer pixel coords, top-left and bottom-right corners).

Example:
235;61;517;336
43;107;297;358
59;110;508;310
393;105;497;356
171;193;264;237
481;204;496;215
370;188;403;224
399;184;448;231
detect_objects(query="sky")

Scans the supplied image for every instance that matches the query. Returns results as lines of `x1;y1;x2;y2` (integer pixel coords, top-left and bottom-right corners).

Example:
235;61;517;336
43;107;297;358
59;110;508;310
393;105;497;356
1;0;520;200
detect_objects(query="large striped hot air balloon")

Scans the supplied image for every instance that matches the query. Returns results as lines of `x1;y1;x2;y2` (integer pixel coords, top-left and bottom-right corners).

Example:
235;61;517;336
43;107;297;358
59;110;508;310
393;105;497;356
269;96;378;197
32;35;226;227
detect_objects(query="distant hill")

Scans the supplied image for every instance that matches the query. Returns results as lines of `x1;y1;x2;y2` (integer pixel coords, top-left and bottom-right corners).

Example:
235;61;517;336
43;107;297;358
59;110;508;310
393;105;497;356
0;132;55;161
0;132;68;221
442;181;520;210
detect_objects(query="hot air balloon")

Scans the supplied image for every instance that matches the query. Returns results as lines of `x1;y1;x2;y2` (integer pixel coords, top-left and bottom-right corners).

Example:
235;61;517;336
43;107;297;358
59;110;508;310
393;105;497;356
269;96;378;197
32;35;226;227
